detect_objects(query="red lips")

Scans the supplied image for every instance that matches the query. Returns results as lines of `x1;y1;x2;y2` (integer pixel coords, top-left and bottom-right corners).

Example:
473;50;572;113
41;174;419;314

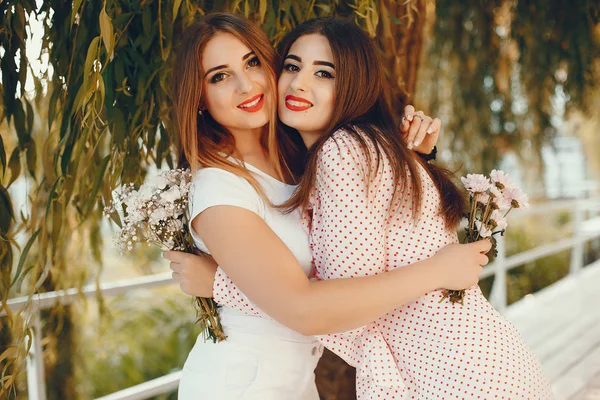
237;94;264;113
285;95;313;112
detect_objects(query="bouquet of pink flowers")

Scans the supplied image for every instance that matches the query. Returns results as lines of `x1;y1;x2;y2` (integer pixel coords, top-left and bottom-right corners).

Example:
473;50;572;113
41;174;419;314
441;170;530;305
104;169;226;342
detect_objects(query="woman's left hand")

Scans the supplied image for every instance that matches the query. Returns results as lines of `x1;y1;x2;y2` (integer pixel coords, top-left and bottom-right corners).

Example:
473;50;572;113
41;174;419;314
400;105;441;155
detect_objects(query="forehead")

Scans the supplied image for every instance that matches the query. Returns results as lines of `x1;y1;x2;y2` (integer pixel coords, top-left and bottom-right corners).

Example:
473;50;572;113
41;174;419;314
202;32;253;71
287;34;333;62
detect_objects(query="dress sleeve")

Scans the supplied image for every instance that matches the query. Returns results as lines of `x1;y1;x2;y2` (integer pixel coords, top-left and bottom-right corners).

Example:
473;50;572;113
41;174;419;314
212;266;269;317
310;130;407;391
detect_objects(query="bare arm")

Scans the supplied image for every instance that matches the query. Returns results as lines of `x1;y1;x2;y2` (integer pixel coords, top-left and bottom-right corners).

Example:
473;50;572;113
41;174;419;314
193;206;488;336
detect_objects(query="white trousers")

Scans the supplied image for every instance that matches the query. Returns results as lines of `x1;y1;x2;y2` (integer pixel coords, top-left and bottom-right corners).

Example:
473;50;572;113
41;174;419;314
178;331;323;400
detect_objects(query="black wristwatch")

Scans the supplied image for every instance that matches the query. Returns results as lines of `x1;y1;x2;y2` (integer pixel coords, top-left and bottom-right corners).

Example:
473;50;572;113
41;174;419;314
418;146;437;162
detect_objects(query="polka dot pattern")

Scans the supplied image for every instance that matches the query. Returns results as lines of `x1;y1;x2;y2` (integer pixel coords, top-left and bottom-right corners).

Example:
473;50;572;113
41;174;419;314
307;129;553;399
210;129;553;399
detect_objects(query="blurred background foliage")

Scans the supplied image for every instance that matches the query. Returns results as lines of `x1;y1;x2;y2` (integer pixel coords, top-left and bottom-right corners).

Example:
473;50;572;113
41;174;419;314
1;0;599;398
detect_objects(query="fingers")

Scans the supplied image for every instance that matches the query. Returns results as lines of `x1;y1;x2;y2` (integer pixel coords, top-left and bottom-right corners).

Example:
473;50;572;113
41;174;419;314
400;117;411;133
412;113;432;148
473;239;493;253
404;105;415;121
163;250;186;262
406;114;423;149
479;254;489;266
428;118;441;136
171;271;180;281
169;261;183;273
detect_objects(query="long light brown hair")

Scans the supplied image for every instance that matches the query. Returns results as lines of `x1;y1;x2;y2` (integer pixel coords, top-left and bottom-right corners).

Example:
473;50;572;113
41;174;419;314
172;13;301;199
279;18;465;228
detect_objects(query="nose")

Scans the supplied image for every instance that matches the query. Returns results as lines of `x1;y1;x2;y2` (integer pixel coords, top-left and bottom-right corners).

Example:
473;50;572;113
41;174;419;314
290;70;308;93
236;72;253;94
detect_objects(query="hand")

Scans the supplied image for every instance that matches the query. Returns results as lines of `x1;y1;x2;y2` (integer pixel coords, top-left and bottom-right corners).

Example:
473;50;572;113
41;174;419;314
399;105;441;155
432;240;492;290
164;251;218;297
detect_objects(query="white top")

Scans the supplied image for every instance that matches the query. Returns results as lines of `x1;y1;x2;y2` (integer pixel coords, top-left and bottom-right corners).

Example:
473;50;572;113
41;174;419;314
188;161;314;342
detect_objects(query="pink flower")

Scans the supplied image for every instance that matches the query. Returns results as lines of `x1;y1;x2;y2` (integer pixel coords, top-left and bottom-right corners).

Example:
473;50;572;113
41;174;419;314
503;187;530;209
475;220;493;238
490;169;515;190
461;174;491;194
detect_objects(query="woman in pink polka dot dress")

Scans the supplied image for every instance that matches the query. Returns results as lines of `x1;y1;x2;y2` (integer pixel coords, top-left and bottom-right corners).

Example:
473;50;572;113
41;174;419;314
275;19;551;399
173;18;553;399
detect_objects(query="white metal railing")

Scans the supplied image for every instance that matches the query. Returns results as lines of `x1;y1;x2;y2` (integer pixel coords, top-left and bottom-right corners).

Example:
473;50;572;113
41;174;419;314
4;198;600;400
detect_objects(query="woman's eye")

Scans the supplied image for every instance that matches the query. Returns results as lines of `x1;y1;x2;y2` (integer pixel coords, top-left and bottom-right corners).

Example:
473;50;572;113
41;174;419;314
247;57;261;68
210;72;227;83
316;70;334;79
283;63;300;72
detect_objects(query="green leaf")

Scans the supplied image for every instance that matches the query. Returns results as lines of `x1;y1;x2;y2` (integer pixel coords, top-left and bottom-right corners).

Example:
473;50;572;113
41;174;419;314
259;0;268;23
173;0;183;22
25;98;33;136
46;177;62;215
84;36;101;86
12;100;27;146
143;7;151;38
71;0;84;27
0;135;6;175
315;4;331;13
25;142;36;180
7;148;20;188
82;155;110;217
0;184;14;233
47;87;61;130
10;229;40;289
99;4;115;60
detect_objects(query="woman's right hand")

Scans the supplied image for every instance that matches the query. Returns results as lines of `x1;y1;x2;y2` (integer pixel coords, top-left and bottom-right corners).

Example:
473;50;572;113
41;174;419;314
164;251;218;297
433;240;492;290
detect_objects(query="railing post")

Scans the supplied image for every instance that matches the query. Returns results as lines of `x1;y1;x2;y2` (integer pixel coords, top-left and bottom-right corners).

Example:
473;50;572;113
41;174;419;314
570;200;585;275
26;311;47;400
490;234;507;312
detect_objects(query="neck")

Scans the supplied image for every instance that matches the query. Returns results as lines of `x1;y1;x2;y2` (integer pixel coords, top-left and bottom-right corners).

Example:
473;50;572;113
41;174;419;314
298;130;323;149
229;126;266;159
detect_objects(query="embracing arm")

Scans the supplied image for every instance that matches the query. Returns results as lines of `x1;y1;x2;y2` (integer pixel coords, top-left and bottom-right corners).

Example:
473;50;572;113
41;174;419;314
194;207;448;336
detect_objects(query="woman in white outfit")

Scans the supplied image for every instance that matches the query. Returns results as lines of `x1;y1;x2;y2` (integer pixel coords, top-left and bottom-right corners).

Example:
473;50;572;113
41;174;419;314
169;13;489;400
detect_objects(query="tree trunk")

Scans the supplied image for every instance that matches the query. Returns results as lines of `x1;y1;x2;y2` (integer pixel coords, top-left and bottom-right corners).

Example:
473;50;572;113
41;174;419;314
314;3;428;398
377;0;428;115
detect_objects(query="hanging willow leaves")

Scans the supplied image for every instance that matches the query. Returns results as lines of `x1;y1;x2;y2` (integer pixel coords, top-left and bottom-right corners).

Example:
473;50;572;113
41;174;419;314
0;0;598;397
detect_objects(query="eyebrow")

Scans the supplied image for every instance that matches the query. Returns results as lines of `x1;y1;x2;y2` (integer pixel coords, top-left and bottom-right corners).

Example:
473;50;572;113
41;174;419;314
204;51;256;78
285;54;335;69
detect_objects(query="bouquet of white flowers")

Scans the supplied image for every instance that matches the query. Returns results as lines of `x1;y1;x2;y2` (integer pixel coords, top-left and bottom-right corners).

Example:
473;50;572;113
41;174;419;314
104;168;226;342
441;170;530;305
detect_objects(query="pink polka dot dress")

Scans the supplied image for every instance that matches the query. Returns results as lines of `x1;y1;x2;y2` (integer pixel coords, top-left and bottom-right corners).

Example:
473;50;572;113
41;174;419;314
212;129;553;399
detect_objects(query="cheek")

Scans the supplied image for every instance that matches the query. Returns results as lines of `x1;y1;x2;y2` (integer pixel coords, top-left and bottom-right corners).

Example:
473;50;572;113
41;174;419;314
320;86;336;118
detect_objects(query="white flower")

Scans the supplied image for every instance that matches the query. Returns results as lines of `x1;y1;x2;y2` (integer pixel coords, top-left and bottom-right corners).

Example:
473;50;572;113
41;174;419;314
137;183;156;201
476;192;490;204
459;218;469;230
503;187;530;209
148;175;168;190
168;219;184;231
461;174;491;193
149;207;168;225
490;169;515;190
489;210;508;230
475;220;493;238
161;186;182;203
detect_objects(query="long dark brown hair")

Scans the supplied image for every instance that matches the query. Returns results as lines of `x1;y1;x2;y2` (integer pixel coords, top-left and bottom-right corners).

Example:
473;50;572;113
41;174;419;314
279;18;465;228
171;13;301;198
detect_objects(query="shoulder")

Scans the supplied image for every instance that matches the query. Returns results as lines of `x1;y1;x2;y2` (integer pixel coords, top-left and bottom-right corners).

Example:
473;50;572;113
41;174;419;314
189;167;263;216
317;127;377;171
192;167;255;192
